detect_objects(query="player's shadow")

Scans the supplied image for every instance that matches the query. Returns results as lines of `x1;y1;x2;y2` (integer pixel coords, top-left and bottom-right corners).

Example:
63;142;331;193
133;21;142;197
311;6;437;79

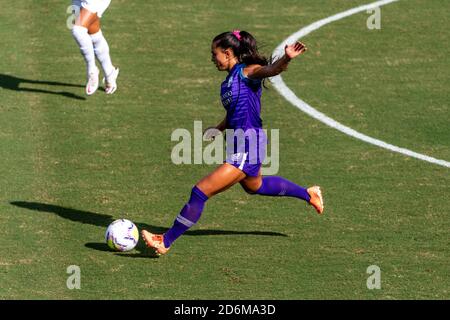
0;74;86;100
10;201;288;258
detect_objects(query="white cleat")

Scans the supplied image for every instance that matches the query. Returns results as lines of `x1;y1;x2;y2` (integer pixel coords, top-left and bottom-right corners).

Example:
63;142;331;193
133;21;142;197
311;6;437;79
103;67;119;95
85;66;99;95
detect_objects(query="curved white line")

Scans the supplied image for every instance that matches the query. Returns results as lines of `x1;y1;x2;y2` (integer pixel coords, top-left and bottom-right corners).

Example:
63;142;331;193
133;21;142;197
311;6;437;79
270;0;450;168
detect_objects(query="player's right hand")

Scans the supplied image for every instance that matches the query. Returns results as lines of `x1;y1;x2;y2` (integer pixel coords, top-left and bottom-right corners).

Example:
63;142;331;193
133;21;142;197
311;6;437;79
203;127;222;141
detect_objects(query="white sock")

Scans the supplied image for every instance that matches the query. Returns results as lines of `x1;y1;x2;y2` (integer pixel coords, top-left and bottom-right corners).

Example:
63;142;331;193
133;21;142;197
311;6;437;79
72;25;97;75
90;30;114;78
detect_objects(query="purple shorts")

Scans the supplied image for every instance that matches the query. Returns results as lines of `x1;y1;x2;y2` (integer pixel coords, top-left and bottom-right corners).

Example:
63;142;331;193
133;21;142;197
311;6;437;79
226;152;262;177
224;129;267;177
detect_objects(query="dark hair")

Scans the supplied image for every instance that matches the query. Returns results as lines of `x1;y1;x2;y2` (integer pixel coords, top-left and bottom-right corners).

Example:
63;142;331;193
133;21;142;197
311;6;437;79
212;30;269;66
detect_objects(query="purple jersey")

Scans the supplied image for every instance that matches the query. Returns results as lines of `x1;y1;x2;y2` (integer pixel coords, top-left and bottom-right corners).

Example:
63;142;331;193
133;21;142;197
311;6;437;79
220;63;267;176
221;63;263;130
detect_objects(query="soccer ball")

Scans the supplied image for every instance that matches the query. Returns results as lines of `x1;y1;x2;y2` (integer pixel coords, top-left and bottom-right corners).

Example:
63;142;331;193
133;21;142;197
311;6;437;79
105;219;139;252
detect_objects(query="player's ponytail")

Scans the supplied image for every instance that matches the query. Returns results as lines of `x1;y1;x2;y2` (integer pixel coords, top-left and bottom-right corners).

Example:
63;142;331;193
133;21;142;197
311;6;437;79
212;30;270;66
236;31;269;66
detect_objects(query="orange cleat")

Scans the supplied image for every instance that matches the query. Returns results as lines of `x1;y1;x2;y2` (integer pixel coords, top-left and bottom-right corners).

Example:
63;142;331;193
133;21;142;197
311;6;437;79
141;230;170;255
307;186;324;214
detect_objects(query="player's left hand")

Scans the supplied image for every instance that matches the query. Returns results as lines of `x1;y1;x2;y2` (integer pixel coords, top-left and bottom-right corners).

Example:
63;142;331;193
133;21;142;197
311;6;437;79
285;41;307;59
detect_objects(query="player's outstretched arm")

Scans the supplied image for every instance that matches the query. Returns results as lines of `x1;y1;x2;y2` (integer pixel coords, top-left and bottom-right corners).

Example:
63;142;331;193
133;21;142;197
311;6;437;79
245;41;307;80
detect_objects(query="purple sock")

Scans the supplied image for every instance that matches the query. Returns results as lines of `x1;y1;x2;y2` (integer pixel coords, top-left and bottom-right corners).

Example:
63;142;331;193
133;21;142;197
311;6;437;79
163;186;208;248
255;176;311;202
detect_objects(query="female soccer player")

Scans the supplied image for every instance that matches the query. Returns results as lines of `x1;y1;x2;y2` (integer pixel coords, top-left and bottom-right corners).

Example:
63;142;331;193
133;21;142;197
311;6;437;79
71;0;119;95
142;30;324;255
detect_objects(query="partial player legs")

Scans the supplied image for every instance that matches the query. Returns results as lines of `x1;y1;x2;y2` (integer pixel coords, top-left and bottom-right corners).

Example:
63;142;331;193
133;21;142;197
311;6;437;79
72;24;99;95
72;8;99;94
72;7;118;95
196;163;247;197
72;24;96;74
142;164;246;255
142;165;324;255
142;186;208;256
89;21;118;94
90;29;119;94
240;174;324;214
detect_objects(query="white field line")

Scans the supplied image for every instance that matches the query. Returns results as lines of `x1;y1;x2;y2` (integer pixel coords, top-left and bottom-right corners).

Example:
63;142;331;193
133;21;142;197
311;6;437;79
270;0;450;168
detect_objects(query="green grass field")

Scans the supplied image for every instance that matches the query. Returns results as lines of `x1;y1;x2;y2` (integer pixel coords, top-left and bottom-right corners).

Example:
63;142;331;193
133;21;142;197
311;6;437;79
0;0;449;299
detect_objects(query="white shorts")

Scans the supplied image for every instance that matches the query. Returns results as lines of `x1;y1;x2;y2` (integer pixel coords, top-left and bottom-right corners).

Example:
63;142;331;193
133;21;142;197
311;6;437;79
72;0;111;18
